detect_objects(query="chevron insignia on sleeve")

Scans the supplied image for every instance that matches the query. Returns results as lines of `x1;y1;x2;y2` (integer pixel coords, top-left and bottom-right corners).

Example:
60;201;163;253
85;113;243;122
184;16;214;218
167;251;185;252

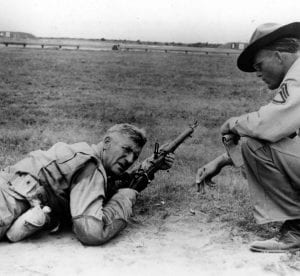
272;83;289;104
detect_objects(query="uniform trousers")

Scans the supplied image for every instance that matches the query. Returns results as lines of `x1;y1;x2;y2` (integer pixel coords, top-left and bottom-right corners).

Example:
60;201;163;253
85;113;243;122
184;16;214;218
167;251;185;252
241;136;300;224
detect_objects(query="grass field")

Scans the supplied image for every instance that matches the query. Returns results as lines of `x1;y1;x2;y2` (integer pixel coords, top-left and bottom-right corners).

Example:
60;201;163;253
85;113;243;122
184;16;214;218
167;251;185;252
0;47;274;237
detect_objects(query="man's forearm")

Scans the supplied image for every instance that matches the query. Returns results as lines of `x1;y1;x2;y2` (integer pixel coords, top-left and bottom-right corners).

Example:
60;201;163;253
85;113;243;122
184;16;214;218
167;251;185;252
216;152;234;168
72;188;138;245
103;188;138;221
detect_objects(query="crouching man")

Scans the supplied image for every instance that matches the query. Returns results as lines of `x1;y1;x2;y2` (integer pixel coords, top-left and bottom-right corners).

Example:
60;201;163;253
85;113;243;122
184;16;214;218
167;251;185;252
196;22;300;253
0;123;174;245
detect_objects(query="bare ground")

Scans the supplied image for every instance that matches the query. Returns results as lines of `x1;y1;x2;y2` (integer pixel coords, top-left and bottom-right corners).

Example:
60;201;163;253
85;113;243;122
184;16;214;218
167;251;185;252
1;212;299;276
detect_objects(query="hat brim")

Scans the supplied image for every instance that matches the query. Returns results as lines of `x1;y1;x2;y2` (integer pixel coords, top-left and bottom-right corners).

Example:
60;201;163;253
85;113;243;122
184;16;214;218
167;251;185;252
237;22;300;72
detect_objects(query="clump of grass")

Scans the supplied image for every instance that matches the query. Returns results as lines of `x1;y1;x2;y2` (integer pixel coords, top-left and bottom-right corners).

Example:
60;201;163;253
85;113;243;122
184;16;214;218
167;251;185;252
0;129;34;167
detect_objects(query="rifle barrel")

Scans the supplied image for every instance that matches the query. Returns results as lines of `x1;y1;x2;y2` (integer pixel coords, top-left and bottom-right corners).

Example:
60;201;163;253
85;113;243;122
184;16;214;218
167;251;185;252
164;122;198;153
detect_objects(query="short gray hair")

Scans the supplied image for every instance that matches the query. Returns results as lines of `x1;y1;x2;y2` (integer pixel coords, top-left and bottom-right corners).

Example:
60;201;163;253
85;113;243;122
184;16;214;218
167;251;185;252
263;37;300;53
105;123;147;147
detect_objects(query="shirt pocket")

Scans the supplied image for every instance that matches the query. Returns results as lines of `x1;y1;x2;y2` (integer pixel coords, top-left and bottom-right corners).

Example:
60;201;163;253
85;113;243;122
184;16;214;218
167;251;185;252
8;174;41;201
41;153;94;192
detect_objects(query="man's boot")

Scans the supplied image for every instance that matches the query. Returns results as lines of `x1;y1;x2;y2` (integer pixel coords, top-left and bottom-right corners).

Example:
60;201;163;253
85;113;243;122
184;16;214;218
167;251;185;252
250;220;300;253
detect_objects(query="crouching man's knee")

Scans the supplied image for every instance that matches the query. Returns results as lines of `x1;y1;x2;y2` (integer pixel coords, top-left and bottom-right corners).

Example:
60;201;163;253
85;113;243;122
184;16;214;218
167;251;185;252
240;136;273;167
73;216;127;246
240;137;267;156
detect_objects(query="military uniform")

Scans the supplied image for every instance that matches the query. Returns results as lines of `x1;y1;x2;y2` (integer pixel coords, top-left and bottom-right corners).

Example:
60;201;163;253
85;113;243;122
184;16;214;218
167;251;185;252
228;57;300;224
0;141;142;245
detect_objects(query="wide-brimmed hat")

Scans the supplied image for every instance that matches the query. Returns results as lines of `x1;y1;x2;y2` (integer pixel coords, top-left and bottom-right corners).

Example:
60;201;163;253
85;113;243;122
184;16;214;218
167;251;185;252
237;22;300;72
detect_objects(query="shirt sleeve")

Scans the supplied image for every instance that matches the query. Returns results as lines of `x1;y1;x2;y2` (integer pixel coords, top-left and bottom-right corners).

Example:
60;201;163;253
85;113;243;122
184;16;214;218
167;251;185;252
231;80;300;142
70;162;138;245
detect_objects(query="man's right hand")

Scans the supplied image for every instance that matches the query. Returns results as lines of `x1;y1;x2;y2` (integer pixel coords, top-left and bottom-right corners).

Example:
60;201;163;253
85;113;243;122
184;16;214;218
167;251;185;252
196;162;220;193
196;153;232;194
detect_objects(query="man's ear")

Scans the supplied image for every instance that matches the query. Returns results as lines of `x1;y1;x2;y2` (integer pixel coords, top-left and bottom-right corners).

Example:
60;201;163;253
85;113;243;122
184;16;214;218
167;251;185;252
103;136;111;150
274;51;284;64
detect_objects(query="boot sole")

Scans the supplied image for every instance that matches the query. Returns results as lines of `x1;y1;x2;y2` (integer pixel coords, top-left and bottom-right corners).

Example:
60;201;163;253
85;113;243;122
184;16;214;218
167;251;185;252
250;246;300;253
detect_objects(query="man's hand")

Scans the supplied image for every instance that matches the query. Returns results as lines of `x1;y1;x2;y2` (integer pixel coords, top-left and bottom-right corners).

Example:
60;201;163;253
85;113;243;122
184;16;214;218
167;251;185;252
196;161;220;193
148;142;176;171
127;150;175;193
158;153;175;170
196;153;232;194
220;117;239;136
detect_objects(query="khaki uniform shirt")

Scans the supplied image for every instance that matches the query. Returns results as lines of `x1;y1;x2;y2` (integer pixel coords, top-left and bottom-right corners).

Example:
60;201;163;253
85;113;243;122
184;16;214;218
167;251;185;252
2;142;139;245
230;57;300;142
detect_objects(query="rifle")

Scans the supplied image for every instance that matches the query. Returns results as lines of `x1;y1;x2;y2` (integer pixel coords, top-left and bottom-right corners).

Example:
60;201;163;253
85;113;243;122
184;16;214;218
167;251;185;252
127;122;198;192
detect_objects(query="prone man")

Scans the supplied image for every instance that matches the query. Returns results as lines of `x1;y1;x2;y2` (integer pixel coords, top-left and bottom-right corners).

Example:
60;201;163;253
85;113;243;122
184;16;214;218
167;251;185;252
0;123;174;245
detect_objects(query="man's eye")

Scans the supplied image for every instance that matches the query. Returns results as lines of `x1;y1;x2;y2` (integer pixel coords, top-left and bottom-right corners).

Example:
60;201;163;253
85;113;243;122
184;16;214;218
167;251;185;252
122;147;131;153
133;153;139;160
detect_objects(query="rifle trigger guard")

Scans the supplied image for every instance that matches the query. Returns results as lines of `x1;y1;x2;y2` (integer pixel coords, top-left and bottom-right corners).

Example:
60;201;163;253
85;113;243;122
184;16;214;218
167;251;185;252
136;169;152;183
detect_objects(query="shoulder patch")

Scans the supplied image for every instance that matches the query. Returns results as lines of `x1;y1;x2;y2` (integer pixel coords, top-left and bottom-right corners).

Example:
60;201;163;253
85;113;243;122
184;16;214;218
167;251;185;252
272;83;289;104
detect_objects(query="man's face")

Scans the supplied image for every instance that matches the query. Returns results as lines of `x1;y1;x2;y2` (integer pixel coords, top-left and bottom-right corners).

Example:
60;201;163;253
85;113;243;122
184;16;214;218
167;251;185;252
253;50;286;90
102;133;142;176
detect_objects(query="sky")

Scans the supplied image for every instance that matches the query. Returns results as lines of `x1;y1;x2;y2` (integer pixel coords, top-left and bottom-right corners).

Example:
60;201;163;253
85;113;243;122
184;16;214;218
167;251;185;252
0;0;299;44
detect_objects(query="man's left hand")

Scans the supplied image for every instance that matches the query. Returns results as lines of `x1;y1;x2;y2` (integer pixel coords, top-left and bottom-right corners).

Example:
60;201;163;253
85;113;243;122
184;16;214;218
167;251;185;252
159;153;175;170
220;117;239;135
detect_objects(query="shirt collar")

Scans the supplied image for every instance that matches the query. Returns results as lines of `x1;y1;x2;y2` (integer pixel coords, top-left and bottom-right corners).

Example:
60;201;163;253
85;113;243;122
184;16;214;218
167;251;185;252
282;56;300;83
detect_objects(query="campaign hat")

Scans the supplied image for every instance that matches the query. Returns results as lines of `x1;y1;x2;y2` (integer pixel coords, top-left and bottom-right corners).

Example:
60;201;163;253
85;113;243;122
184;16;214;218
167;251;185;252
237;22;300;72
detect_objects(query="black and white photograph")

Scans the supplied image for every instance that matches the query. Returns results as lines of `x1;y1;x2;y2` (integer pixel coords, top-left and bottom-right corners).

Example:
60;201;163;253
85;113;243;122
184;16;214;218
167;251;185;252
0;0;300;275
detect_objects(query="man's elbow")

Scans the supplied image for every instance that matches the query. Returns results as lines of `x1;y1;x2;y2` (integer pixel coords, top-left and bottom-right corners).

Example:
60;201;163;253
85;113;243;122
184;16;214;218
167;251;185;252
72;216;127;246
252;121;284;143
255;131;282;143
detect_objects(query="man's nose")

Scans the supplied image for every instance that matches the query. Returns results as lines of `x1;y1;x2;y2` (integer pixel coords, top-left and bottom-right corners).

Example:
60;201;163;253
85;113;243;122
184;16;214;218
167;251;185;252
125;152;135;164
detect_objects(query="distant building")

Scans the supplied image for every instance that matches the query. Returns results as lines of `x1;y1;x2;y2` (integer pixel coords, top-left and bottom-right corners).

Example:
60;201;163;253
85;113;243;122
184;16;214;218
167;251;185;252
112;44;120;50
0;31;10;38
220;42;248;50
0;31;35;40
230;42;247;50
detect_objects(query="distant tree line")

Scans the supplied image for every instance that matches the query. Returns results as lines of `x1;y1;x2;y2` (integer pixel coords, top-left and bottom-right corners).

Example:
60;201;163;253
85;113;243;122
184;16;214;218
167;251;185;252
108;39;221;48
31;35;222;48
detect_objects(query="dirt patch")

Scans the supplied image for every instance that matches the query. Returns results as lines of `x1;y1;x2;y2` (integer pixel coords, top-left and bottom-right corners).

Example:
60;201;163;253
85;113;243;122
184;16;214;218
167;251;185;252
0;213;297;276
